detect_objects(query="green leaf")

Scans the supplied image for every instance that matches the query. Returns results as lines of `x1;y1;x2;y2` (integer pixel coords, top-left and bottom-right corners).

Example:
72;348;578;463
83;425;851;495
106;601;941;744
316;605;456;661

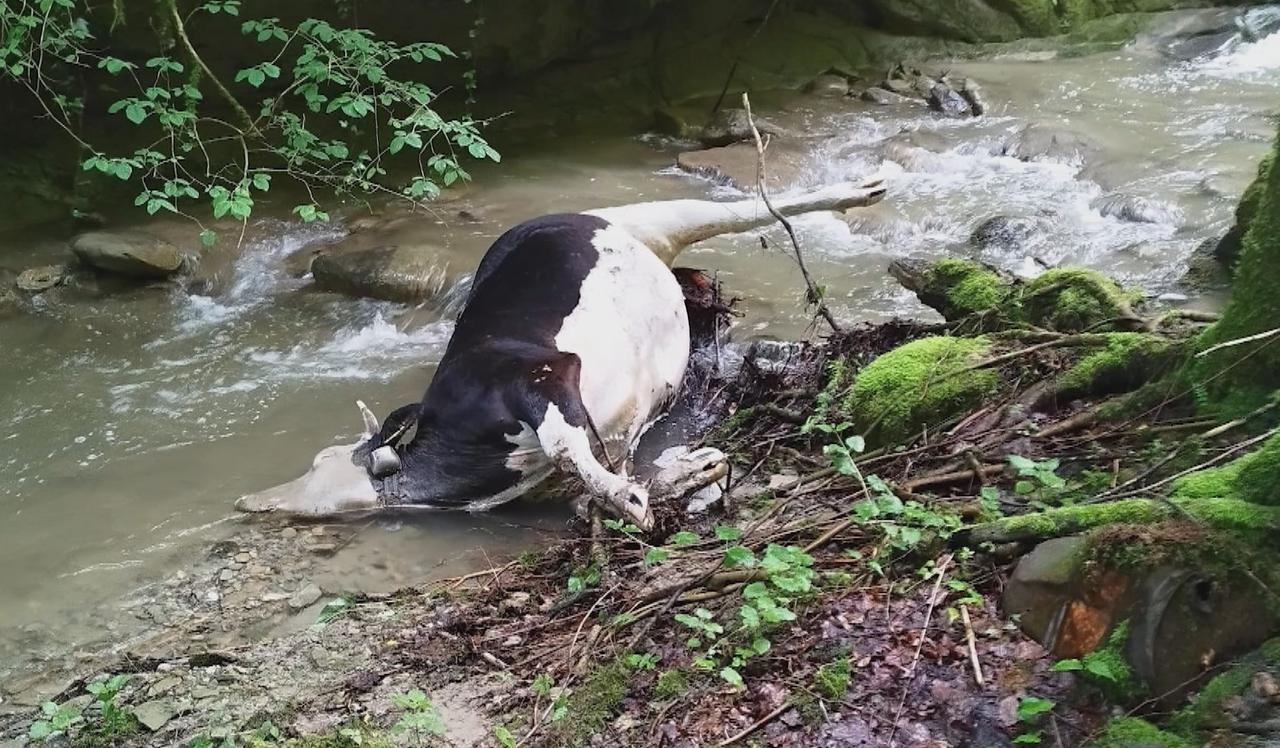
1083;657;1119;682
1008;455;1037;473
670;531;699;546
719;666;744;689
714;525;742;541
1049;658;1082;672
845;435;866;454
644;547;669;565
252;173;271;191
28;721;52;739
1012;732;1043;744
823;444;855;476
494;725;517;748
722;545;755;568
1015;697;1055;723
1014;480;1037;496
125;103;147;124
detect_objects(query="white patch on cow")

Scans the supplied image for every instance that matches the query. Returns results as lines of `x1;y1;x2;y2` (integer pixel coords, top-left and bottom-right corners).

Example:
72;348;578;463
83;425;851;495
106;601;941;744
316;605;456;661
535;402;652;528
555;222;690;455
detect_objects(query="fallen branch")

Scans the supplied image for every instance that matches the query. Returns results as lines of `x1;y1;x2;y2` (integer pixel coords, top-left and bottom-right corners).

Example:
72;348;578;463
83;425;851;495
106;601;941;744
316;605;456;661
1195;327;1280;359
742;92;841;333
888;553;953;748
717;700;793;747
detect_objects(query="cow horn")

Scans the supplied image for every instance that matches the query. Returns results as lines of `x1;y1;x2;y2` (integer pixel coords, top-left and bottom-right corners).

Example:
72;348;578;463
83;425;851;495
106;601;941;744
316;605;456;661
356;400;380;436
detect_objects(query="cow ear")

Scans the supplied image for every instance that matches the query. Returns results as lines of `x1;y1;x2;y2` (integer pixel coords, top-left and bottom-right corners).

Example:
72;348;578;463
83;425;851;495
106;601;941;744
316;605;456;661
356;400;380;437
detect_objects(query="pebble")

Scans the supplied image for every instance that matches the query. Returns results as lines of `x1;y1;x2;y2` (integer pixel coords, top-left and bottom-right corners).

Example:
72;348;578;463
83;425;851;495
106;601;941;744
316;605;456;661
204;590;220;603
502;635;522;647
289;582;323;610
309;543;338;555
311;526;327;536
148;676;181;697
219;569;235;582
133;700;178;731
234;552;252;563
281;527;298;539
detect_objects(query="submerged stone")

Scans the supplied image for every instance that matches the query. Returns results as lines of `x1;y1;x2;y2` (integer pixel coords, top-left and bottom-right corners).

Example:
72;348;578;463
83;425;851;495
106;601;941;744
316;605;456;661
15;265;66;293
675;141;808;192
311;244;451;302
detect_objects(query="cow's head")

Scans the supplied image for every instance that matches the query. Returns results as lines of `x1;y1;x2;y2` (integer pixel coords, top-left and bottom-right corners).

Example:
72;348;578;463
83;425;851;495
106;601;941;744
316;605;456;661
235;401;385;516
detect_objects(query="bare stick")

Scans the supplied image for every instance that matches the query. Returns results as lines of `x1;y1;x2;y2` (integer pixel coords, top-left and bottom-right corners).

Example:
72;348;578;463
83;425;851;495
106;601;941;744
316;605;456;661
888;553;953;748
165;0;258;134
742;92;842;334
960;605;985;687
717;700;793;747
1195;327;1280;358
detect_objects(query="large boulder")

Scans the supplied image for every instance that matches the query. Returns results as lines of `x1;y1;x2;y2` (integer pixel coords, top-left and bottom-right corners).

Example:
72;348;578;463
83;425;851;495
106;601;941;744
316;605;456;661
311;244;452;302
70;231;186;278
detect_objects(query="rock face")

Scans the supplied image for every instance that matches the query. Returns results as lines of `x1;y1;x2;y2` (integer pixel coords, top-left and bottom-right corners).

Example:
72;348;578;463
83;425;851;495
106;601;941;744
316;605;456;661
311;244;452;302
675;140;809;192
70;231;186;278
1216;150;1273;270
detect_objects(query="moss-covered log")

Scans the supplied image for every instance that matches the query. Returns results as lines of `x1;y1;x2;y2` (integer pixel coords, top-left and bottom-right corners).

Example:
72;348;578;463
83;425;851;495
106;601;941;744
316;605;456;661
889;258;1142;332
958;497;1280;545
1052;332;1184;400
1172;430;1280;506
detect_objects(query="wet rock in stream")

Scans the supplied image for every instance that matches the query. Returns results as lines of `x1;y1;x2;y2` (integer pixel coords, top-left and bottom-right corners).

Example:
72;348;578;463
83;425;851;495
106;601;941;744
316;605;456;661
311;243;453;302
70;230;188;278
675;140;810;192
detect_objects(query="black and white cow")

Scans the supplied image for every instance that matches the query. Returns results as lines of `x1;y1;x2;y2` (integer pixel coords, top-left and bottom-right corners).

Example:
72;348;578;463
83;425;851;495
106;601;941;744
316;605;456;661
236;179;886;529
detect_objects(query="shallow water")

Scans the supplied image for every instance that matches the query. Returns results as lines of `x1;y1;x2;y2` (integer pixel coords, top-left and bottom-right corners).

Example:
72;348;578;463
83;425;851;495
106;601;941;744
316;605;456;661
1;10;1277;678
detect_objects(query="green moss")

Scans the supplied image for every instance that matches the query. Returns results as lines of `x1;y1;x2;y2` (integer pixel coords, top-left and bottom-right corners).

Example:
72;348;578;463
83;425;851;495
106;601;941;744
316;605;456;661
963;497;1280;544
843;336;999;444
554;661;629;744
1169;638;1280;735
1087;621;1145;702
1195;127;1280;402
920;258;1012;321
1021;268;1138;333
1095;717;1189;748
653;669;688;700
1057;333;1181;397
814;658;851;700
1172;433;1280;506
1216;149;1274;269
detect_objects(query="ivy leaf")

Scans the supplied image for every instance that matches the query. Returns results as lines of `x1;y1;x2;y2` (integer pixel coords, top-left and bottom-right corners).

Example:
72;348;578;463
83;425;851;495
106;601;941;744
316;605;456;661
644;547;669;565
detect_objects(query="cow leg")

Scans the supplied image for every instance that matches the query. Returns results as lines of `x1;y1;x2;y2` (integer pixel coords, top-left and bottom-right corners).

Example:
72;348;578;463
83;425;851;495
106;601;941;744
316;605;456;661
518;351;654;531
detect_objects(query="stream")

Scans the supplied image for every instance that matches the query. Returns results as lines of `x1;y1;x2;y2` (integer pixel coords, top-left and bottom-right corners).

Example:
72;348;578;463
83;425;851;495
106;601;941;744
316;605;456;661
1;8;1278;687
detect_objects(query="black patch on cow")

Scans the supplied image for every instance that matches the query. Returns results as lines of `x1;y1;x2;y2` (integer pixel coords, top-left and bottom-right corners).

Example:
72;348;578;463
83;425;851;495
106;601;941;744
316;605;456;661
385;214;608;507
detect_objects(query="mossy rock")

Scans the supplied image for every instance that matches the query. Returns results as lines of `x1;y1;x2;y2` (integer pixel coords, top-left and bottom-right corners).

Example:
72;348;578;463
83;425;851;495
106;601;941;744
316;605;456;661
1195;126;1280;407
840;335;999;444
1169;638;1280;736
1020;268;1140;333
1215;149;1273;270
890;257;1013;322
1172;431;1280;506
1095;717;1190;748
1055;332;1183;399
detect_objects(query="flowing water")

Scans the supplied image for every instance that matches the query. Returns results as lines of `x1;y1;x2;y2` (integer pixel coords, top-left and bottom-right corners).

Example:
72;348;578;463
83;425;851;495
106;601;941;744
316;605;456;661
1;9;1277;681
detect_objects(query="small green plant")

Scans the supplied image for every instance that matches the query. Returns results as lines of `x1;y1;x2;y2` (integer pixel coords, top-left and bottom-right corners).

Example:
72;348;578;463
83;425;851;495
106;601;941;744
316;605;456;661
674;607;724;648
493;725;518;748
1012;696;1055;744
814;658;851;700
28;699;83;740
1008;455;1068;505
654;669;688;699
390;689;445;743
567;563;601;594
625;652;659;671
